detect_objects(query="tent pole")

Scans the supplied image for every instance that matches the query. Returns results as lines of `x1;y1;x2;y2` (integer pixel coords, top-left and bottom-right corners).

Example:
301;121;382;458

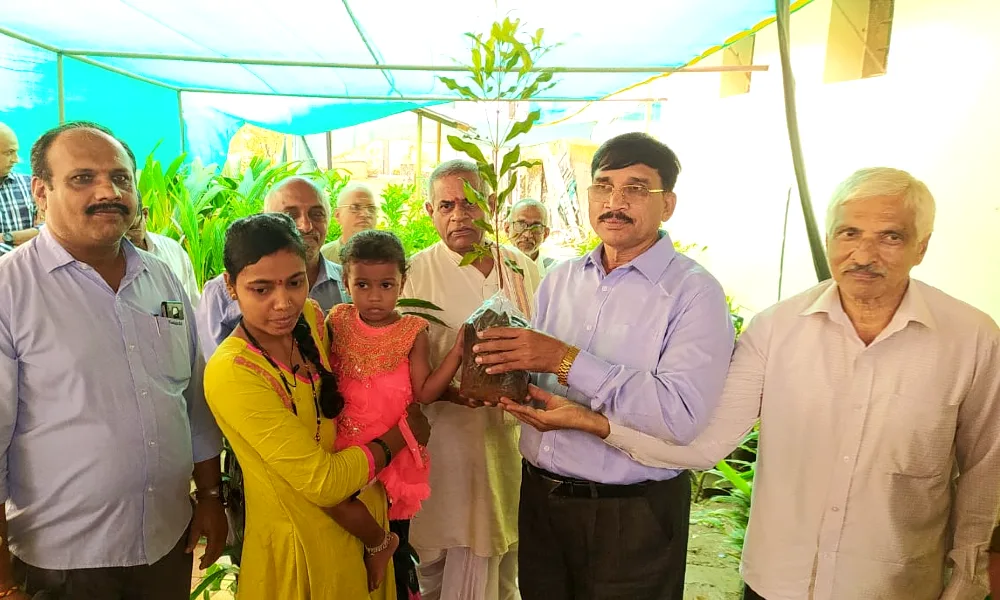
415;113;423;201
435;122;442;164
325;132;333;170
56;53;65;124
177;91;186;153
775;0;830;281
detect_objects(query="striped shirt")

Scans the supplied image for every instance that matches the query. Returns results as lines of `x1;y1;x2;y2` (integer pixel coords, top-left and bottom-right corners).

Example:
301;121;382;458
0;173;36;255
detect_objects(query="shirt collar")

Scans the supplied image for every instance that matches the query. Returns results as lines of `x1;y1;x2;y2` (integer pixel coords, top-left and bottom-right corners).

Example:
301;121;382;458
314;256;343;287
36;226;148;280
584;230;676;282
800;279;936;331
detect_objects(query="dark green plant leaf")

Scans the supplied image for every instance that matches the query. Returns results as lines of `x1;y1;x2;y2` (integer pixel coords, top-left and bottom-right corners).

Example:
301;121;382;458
462;180;490;214
473;218;495;235
401;311;451;328
446;135;488;164
499;146;521;179
396;298;444;311
503;110;541;144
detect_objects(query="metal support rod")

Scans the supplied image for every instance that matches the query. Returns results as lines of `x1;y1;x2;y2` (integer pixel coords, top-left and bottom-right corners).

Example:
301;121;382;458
325;131;333;170
56;53;65;124
177;91;186;153
178;87;673;102
415;113;423;201
775;0;830;282
54;49;771;74
435;122;442;164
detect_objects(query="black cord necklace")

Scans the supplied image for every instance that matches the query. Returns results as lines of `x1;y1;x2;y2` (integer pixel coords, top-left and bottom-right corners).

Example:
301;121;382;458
239;319;322;441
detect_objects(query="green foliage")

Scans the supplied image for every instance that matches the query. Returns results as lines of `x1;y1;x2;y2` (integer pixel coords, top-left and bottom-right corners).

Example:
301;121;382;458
377;183;439;257
138;151;305;287
312;168;352;242
439;17;557;284
694;429;758;555
190;558;239;599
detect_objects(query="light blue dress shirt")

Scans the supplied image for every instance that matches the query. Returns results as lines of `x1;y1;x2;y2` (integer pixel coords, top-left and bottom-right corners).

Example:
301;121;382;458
0;229;222;569
524;231;735;485
195;257;347;359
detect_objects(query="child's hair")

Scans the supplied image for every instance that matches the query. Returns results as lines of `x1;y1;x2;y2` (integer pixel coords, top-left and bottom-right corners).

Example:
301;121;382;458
340;229;407;276
223;213;344;419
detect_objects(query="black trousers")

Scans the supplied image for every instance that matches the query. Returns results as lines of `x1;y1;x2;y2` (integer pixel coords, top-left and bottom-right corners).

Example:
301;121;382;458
12;529;192;600
743;585;766;600
518;461;691;600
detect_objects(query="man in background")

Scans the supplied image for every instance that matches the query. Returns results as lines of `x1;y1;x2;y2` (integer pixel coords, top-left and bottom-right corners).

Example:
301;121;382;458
126;199;201;306
321;183;378;264
504;198;556;276
0;123;39;256
196;176;348;358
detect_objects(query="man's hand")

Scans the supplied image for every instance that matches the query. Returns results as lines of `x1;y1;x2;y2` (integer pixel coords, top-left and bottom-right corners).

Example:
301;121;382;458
440;386;495;408
472;327;569;375
186;497;228;570
0;588;30;600
499;384;610;438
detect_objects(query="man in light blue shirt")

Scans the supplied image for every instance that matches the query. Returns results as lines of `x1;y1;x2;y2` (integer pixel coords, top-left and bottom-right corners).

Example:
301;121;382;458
0;122;226;600
473;132;735;600
196;176;347;359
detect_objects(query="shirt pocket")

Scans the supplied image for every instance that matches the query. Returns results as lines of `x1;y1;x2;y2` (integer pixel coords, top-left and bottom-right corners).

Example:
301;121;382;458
882;392;959;478
136;314;193;384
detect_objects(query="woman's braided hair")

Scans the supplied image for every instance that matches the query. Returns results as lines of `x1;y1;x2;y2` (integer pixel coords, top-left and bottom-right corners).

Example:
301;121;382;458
292;315;343;419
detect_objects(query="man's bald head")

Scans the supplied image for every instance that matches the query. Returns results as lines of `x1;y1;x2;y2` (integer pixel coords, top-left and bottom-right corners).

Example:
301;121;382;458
334;182;378;242
0;122;20;178
263;176;330;263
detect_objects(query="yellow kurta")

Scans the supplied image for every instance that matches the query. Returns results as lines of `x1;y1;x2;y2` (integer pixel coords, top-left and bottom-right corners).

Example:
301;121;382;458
401;242;541;559
204;299;394;600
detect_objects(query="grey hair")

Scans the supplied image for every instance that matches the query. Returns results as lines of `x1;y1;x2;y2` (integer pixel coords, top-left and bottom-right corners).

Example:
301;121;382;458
264;176;330;213
825;167;936;241
336;182;375;206
508;198;548;226
426;159;486;204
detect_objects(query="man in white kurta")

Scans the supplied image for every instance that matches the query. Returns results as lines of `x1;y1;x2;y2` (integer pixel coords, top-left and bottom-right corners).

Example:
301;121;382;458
402;160;540;600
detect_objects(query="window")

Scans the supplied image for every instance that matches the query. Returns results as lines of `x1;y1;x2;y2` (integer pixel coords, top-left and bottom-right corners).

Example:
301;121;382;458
824;0;895;83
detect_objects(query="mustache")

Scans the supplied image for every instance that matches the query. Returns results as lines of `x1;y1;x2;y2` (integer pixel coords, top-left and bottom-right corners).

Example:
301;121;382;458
86;203;129;216
598;211;634;224
845;264;884;276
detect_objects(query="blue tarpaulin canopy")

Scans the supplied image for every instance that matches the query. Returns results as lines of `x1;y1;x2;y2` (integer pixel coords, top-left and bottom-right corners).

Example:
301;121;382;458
0;0;809;166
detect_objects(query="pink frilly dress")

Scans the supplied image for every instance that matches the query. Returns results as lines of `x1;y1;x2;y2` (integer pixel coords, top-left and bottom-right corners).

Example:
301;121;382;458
327;304;430;520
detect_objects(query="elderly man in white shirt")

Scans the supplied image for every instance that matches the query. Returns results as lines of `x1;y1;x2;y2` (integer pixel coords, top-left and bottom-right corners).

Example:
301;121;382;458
502;167;1000;600
126;200;200;306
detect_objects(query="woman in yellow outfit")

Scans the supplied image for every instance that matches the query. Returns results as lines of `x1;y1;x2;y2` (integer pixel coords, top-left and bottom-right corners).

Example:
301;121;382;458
204;213;429;600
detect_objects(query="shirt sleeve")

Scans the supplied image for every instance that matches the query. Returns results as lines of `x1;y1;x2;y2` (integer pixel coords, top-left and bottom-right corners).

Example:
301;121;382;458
180;253;201;308
204;360;373;508
0;315;16;503
602;316;767;469
940;329;1000;600
184;294;222;463
195;278;235;361
567;281;736;445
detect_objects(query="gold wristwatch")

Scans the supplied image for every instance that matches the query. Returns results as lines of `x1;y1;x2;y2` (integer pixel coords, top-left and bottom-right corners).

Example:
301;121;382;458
556;346;580;387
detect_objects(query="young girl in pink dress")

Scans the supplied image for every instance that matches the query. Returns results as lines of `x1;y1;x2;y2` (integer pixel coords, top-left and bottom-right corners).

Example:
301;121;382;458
325;230;463;597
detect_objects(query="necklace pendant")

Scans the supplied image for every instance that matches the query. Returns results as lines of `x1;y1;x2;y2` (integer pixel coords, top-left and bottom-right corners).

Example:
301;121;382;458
315;431;321;442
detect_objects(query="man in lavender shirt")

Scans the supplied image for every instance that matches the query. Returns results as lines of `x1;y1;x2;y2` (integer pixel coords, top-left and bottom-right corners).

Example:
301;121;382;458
473;132;734;600
0;122;226;599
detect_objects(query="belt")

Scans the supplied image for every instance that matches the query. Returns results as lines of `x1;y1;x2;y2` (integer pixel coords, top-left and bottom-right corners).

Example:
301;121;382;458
523;460;649;499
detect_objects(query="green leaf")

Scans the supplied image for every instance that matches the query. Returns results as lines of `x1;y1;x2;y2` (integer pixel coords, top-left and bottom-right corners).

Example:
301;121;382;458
472;218;495;235
499;146;521;179
503;257;524;277
439;77;478;100
396;298;444;311
477;163;498;192
462;180;490;214
715;460;752;496
497;174;518;205
459;252;479;267
446;135;487;165
503;110;541;144
401;311;451;328
190;568;228;597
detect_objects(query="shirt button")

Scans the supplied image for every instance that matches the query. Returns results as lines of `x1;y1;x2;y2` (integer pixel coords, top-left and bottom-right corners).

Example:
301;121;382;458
585;325;593;331
831;506;840;512
601;286;608;292
843;456;850;462
141;390;148;397
543;445;551;452
149;441;156;447
147;486;154;492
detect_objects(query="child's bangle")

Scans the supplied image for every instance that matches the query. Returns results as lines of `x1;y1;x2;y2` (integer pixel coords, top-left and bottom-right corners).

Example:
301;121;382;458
372;438;393;465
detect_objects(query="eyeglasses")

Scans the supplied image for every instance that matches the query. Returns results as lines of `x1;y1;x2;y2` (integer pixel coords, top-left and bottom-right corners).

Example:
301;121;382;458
344;204;378;216
587;183;666;204
510;221;545;235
